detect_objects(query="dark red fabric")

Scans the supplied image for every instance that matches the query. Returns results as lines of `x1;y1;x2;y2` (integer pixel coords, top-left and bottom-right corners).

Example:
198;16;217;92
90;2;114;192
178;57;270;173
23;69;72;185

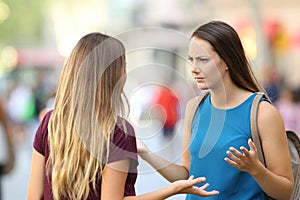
33;110;138;200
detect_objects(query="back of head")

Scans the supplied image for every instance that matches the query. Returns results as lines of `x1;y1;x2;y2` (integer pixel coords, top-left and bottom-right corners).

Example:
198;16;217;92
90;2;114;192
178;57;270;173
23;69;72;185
48;32;127;200
67;32;127;127
191;20;262;92
66;32;126;107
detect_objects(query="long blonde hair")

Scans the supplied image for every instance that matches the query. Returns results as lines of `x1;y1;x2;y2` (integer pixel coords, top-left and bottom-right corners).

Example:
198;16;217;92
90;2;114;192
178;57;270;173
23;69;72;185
47;33;128;199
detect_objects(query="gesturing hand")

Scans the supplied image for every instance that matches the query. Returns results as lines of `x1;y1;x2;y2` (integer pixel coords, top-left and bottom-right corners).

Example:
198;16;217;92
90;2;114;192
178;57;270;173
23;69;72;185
224;139;262;174
173;176;219;197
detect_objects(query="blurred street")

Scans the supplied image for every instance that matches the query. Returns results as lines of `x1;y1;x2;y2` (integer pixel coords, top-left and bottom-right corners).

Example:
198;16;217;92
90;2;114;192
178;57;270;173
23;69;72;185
1;0;300;200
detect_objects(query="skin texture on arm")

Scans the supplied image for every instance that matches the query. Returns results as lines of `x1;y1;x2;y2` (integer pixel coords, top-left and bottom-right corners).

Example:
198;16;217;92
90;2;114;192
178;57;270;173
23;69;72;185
101;159;128;199
225;101;294;200
137;98;197;182
101;159;219;200
182;97;199;177
27;149;44;200
137;142;189;182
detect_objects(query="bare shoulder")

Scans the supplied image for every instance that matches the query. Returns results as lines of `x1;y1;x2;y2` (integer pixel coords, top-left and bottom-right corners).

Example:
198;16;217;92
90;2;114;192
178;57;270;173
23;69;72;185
186;92;209;110
256;99;292;182
186;97;199;107
185;97;200;114
257;100;282;122
257;100;286;138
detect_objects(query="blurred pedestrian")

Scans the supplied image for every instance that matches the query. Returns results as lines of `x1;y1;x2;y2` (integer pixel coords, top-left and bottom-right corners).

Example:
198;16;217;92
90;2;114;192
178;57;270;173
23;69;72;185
262;67;282;103
138;20;293;199
0;100;15;200
27;32;219;200
276;87;300;135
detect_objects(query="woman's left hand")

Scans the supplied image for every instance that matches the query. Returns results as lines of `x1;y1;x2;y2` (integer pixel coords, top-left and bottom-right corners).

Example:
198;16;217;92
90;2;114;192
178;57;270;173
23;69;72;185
173;175;219;197
224;139;262;174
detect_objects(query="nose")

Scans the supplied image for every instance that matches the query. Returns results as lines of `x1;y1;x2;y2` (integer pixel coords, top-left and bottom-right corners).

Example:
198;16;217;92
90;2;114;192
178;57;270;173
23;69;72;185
190;63;200;73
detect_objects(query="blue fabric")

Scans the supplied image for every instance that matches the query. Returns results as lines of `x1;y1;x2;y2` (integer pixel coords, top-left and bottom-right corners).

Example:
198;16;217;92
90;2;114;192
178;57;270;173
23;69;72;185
186;93;266;200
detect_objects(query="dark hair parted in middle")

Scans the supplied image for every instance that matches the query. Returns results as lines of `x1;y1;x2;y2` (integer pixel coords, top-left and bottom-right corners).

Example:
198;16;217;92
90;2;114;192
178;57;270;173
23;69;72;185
191;21;263;93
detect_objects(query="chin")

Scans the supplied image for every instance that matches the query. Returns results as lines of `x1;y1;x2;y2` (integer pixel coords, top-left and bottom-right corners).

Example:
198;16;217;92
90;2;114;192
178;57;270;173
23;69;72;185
197;83;209;91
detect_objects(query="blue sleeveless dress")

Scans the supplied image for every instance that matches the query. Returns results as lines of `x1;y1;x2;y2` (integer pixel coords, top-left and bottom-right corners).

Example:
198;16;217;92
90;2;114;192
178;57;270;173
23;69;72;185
186;93;266;200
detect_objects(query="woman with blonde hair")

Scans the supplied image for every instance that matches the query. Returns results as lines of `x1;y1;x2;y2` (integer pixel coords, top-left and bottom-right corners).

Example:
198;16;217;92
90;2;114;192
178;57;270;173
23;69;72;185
27;32;219;200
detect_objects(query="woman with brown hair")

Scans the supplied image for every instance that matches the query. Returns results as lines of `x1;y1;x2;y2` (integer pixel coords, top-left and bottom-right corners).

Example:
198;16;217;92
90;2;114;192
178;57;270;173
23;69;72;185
138;21;294;199
27;32;219;200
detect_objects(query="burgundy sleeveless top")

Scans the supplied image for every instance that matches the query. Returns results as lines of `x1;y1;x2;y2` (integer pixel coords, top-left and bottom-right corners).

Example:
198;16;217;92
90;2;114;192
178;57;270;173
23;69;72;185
33;110;138;199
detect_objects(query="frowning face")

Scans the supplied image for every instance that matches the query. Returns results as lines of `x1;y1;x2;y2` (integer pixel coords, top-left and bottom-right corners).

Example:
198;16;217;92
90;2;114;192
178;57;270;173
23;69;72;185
188;37;228;91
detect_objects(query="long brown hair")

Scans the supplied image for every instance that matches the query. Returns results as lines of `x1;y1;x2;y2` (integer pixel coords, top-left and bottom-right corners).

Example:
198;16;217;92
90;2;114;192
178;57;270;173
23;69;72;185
47;32;128;199
192;20;264;93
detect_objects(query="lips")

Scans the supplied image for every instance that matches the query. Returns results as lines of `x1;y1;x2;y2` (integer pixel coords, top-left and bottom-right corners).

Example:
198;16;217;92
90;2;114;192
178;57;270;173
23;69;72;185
194;77;205;82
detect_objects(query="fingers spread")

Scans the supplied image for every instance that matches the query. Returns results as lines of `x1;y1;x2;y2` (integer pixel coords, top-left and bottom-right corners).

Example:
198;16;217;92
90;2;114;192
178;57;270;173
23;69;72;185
248;138;257;152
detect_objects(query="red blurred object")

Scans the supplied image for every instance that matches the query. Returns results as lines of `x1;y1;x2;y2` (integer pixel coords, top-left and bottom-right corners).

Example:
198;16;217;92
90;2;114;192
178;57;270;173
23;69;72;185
264;20;281;43
291;28;300;48
153;87;179;129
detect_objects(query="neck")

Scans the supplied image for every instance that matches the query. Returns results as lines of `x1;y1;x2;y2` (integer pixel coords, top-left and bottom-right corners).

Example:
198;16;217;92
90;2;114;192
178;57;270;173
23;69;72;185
209;81;250;109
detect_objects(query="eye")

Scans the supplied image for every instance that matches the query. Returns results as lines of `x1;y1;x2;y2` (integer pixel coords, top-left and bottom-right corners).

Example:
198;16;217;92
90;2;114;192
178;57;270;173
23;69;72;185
187;56;193;62
194;56;209;63
199;58;209;63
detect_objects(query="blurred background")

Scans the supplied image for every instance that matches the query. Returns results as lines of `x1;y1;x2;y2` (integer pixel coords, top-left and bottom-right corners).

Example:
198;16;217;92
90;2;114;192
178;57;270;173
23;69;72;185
1;0;300;199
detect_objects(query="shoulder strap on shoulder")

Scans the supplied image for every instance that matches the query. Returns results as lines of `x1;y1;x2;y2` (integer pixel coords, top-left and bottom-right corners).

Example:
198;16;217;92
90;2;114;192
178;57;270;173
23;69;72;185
287;130;300;156
250;92;266;166
185;91;209;134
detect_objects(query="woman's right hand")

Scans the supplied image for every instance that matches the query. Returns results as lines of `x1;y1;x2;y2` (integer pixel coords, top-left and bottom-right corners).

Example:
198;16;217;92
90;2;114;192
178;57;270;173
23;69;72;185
172;176;219;197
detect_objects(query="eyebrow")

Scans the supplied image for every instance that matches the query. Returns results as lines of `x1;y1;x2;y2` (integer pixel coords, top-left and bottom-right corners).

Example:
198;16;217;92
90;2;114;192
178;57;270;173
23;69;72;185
192;55;210;59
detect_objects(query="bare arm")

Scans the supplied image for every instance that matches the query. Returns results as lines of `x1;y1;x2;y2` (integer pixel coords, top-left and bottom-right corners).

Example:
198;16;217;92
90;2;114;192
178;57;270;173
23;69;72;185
124;176;219;200
137;141;189;182
137;99;196;182
225;101;293;200
101;159;219;200
254;102;293;199
27;149;44;200
101;159;129;199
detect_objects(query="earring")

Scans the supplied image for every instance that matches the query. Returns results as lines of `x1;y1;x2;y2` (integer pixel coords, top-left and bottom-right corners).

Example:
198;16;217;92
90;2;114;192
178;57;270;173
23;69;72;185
225;67;229;71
